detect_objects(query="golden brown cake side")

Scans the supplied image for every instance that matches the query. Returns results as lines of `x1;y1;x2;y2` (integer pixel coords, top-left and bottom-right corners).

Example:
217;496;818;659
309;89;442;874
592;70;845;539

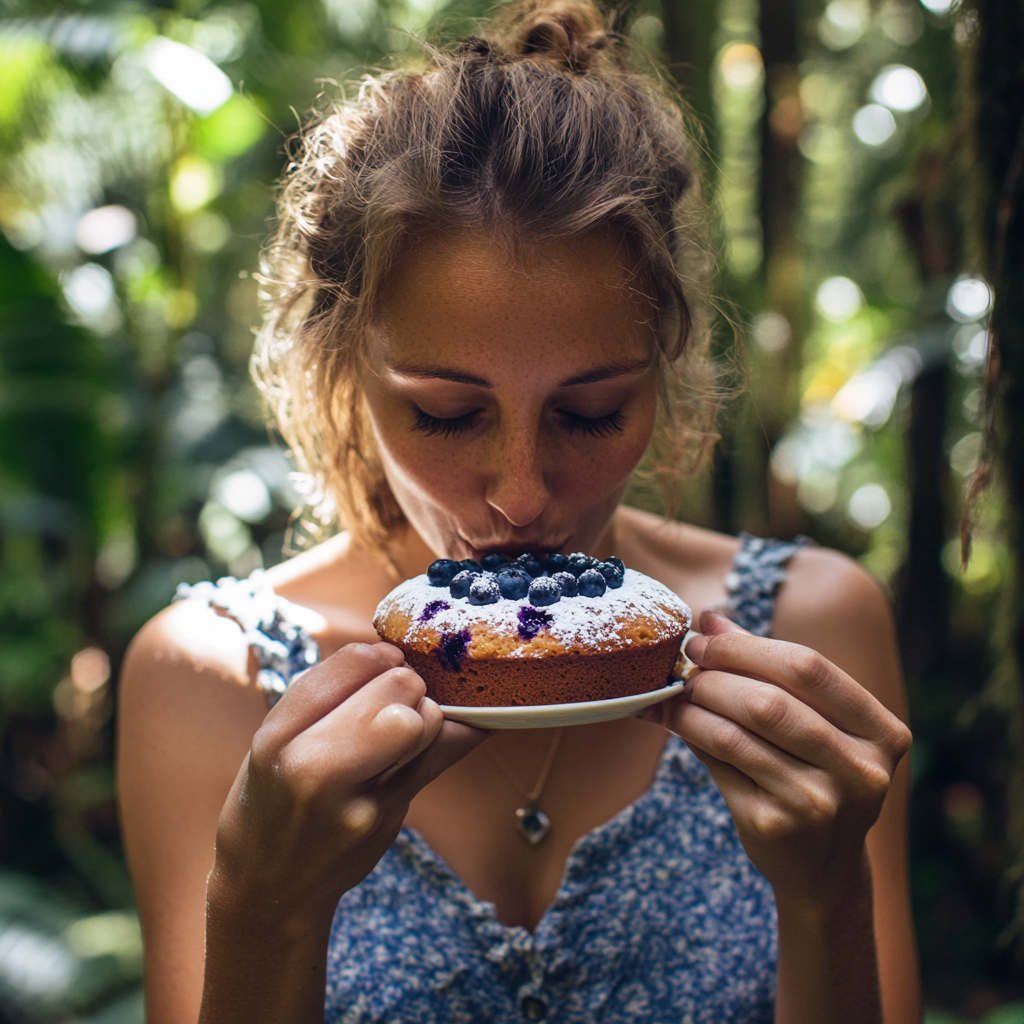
374;567;691;707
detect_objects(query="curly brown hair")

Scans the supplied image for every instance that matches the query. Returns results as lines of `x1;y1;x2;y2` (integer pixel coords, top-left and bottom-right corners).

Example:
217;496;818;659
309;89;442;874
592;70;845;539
253;0;720;560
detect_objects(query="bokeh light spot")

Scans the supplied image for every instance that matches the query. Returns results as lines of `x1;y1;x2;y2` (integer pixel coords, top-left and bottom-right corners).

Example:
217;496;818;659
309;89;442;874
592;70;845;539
75;205;136;254
70;648;111;693
217;470;272;523
853;104;898;146
145;37;233;115
848;484;891;529
170;156;222;214
719;44;764;90
815;276;863;322
946;276;992;322
870;64;928;112
752;311;792;352
949;432;983;477
61;263;115;318
819;0;869;49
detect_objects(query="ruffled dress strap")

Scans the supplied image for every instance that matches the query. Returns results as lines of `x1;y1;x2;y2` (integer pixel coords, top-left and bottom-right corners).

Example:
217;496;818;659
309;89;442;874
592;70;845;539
175;569;320;707
723;533;811;637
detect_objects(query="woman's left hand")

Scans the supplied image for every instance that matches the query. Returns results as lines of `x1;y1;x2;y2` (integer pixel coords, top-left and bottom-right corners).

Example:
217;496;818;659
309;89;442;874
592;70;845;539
654;608;912;909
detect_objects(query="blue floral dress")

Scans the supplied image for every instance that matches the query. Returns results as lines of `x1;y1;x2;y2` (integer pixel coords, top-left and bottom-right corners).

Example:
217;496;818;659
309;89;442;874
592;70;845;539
179;534;806;1023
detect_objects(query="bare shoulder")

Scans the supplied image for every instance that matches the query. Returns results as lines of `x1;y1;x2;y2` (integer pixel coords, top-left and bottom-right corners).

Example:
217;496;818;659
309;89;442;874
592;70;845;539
120;529;393;735
773;545;895;646
125;594;251;689
774;546;907;716
119;596;268;766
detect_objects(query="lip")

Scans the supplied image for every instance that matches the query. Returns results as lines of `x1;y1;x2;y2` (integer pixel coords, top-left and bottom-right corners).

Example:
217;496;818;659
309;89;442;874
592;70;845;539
461;537;570;560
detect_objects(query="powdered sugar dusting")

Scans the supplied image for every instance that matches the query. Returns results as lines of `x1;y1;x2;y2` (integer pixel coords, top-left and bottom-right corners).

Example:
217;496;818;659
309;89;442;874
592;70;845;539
376;569;691;657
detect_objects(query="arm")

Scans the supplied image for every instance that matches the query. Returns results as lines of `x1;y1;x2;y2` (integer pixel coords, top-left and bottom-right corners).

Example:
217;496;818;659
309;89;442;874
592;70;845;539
774;550;919;1024
118;599;486;1024
656;550;918;1024
118;599;265;1024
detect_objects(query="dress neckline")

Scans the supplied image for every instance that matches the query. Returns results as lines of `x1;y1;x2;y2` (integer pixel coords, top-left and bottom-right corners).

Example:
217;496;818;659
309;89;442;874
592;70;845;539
392;735;710;947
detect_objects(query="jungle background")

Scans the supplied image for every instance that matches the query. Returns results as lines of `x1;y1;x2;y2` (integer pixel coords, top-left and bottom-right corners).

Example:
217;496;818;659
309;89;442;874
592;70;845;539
1;0;1023;1019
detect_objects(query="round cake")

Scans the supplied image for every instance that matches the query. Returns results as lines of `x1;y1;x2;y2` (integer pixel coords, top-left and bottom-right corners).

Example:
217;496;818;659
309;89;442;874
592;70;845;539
373;552;692;707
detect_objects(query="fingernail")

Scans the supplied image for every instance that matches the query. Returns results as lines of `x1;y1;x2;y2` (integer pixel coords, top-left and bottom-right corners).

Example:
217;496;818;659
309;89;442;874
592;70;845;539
684;634;707;662
704;603;726;615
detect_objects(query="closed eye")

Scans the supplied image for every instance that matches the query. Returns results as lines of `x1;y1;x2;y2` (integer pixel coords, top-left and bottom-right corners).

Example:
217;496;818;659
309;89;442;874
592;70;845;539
560;408;626;438
413;408;480;438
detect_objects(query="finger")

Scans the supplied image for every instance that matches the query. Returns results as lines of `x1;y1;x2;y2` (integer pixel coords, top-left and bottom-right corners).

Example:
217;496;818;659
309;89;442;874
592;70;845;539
684;741;759;802
386;719;493;801
262;642;405;746
636;680;694;726
276;666;434;790
372;694;447;778
662;698;835;809
687;669;877;780
683;630;891;741
684;744;810;848
699;608;748;636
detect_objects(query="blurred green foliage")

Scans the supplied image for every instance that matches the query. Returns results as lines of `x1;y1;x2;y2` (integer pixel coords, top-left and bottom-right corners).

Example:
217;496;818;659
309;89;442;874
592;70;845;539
0;0;1021;1019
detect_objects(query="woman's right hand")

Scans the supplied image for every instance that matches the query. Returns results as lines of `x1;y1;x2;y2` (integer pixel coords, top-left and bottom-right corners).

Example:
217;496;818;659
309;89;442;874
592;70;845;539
207;641;487;932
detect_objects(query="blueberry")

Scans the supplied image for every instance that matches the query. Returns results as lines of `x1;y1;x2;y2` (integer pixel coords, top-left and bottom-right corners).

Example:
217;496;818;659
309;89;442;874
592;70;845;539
449;570;478;598
596;561;624;589
469;576;501;605
459;559;483;574
481;553;509;572
578;568;607;597
426;559;461;587
552;571;578;597
605;555;625;574
496;567;530;599
544;553;568;574
515;553;545;578
528;576;561;606
566;552;596;577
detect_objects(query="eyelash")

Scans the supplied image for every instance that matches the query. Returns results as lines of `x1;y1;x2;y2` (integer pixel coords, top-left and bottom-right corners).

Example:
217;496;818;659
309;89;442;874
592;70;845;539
412;407;626;439
413;408;479;438
561;409;626;438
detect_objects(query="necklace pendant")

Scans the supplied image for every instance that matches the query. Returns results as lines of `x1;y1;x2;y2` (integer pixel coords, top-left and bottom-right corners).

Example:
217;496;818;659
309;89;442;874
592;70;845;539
515;804;550;845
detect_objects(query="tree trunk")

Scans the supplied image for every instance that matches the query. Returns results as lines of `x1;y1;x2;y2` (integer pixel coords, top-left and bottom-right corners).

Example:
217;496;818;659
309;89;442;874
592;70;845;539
972;0;1024;950
896;365;951;678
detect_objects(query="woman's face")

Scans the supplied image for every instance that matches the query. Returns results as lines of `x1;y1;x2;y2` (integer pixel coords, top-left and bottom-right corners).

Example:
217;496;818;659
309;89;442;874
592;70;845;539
363;230;659;563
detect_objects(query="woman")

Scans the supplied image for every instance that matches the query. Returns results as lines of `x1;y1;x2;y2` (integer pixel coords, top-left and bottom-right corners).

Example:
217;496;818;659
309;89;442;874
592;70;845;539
117;3;919;1022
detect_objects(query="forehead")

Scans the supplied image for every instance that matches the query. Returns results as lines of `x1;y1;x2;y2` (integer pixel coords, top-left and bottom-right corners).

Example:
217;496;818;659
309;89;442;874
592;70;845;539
374;230;656;371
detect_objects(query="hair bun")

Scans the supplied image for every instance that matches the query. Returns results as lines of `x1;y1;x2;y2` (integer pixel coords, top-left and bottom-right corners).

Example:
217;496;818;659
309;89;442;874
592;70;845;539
502;0;618;73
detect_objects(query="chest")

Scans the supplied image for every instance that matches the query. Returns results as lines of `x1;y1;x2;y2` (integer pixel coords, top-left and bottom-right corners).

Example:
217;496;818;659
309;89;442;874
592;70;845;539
327;741;779;1024
403;719;669;930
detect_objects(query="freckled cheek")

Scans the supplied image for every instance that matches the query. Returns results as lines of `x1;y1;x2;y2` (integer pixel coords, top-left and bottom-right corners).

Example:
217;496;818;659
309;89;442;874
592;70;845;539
375;428;483;507
549;431;651;507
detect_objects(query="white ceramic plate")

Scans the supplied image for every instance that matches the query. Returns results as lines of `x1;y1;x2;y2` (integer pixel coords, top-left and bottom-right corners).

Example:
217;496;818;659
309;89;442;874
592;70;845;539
440;679;689;730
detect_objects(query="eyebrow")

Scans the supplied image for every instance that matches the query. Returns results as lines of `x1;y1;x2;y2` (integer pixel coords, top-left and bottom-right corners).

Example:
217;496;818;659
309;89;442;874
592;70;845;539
558;359;651;387
390;365;493;388
389;358;651;389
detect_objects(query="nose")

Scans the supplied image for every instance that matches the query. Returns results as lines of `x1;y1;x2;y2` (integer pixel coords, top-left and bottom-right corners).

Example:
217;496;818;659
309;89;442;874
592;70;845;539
484;423;550;528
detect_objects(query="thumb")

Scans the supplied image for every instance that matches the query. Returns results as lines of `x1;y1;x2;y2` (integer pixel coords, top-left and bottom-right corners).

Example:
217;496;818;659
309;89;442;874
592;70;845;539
684;608;750;666
699;607;749;636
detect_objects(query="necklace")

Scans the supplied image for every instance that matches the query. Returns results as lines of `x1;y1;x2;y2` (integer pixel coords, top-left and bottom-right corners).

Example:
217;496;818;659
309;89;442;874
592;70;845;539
485;728;564;846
